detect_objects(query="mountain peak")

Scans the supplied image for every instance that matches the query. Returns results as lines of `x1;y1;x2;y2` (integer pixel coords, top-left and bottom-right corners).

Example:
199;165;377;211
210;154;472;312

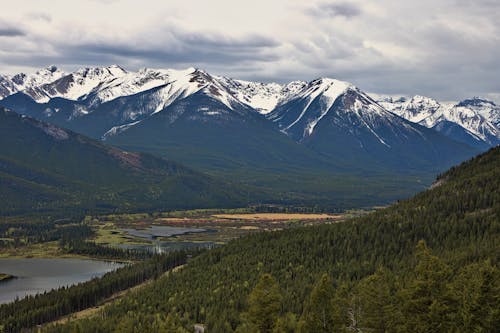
309;77;354;90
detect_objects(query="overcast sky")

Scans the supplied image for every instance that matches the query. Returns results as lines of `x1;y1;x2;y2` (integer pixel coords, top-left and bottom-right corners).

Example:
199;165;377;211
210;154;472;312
1;0;499;101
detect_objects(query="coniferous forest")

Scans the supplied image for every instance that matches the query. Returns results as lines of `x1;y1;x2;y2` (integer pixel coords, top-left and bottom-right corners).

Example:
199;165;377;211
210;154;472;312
20;146;496;332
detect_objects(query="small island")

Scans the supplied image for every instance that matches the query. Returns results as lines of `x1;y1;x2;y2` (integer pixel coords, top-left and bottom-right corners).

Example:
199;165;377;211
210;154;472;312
0;273;15;282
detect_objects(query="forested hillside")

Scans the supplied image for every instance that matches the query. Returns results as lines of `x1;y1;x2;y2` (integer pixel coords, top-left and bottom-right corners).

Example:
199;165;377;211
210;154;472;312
0;108;257;215
44;147;499;332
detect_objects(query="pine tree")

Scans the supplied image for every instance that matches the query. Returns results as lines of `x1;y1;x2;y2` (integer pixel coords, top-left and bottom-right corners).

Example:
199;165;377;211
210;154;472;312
272;312;297;333
356;267;399;333
299;273;336;333
244;274;283;333
451;260;500;332
400;240;453;333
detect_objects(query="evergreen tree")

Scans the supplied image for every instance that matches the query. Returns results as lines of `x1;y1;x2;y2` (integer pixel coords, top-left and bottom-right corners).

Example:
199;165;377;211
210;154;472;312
451;260;500;332
400;240;453;333
272;313;297;333
356;267;399;333
245;274;283;333
299;273;336;333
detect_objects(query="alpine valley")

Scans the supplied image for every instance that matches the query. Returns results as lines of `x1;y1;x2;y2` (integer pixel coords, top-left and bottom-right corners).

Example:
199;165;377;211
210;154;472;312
1;65;497;212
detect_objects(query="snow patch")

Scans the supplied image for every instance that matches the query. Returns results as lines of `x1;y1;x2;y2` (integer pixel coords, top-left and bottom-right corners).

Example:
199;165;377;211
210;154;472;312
102;120;141;140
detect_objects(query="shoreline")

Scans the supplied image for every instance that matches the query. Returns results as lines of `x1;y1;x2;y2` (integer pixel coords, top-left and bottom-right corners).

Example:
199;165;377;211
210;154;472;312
0;273;15;282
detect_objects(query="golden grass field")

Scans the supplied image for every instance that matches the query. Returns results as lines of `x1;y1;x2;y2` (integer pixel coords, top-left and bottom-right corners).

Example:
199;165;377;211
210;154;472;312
211;213;340;220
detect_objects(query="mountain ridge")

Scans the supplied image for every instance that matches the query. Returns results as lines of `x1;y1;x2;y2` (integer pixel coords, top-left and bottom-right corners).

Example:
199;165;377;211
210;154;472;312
1;65;497;150
377;95;500;149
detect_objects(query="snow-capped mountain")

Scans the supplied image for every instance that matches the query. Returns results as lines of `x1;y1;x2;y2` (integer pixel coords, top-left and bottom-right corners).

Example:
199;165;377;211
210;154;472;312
269;78;357;140
377;95;500;149
0;65;66;99
2;65;496;152
0;66;255;134
0;65;479;175
23;65;128;102
267;79;474;171
457;97;500;128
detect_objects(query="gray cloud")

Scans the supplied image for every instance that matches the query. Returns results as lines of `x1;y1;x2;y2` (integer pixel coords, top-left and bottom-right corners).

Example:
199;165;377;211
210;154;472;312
0;28;24;37
0;25;281;72
308;2;362;18
0;21;25;37
67;28;280;68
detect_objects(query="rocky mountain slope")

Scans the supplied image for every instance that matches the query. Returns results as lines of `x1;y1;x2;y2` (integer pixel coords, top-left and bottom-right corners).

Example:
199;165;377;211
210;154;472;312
377;95;500;149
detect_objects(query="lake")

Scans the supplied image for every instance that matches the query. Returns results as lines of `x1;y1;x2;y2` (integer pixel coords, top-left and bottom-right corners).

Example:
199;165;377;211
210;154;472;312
0;258;123;304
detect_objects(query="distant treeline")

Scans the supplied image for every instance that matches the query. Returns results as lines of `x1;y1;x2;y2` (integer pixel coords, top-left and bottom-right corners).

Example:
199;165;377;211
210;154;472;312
96;204;344;223
0;218;91;248
59;239;152;261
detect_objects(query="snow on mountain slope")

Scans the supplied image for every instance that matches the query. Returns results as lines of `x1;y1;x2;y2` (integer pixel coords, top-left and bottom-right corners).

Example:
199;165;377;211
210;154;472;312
65;66;246;111
218;77;307;114
456;97;500;128
378;95;444;123
102;120;142;140
296;78;354;135
375;95;500;147
0;66;262;139
1;65;307;114
268;78;404;142
0;66;66;99
23;65;128;102
423;101;500;146
2;65;249;116
84;67;176;104
0;75;17;99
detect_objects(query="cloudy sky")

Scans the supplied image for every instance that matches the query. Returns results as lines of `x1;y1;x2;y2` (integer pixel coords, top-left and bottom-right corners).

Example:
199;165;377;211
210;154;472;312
1;0;499;101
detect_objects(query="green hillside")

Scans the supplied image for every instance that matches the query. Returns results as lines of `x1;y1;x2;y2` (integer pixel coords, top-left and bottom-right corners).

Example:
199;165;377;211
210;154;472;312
44;147;499;332
0;108;256;215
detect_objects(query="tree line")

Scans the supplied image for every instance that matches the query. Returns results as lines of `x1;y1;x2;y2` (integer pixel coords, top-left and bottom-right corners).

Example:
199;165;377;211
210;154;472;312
0;251;194;333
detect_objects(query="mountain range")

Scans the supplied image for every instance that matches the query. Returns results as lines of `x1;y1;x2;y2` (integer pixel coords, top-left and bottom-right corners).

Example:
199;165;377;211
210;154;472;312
0;65;497;151
375;95;500;150
1;65;494;210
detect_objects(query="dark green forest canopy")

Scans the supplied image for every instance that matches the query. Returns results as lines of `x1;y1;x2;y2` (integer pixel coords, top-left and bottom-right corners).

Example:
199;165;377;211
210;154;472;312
43;146;499;332
0;107;259;215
